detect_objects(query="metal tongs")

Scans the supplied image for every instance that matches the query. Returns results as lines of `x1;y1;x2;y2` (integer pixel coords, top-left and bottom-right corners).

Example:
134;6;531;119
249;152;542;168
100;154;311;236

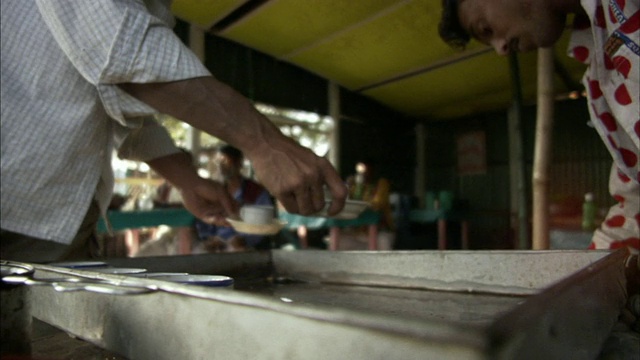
1;261;156;296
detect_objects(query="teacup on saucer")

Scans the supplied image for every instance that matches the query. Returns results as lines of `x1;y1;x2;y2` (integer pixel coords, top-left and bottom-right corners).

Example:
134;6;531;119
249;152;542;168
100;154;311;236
240;205;275;225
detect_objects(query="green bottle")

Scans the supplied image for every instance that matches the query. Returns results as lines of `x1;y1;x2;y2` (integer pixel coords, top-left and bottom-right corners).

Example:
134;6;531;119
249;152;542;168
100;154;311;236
582;193;597;232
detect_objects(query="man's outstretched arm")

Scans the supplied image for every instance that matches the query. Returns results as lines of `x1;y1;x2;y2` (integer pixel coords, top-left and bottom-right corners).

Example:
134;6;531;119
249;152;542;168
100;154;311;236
119;77;347;216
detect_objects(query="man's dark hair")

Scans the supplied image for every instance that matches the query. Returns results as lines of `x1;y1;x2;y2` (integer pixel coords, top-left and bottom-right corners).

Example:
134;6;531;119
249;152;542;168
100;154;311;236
438;0;471;50
218;144;243;163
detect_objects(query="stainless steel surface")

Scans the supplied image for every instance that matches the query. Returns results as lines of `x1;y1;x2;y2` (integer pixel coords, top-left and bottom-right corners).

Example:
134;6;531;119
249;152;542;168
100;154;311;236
2;261;156;296
26;250;629;360
272;250;614;294
242;281;525;327
488;249;629;359
1;262;35;355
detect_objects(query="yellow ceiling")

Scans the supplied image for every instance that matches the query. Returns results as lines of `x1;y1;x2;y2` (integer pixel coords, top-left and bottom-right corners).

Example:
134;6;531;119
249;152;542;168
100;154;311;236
171;0;587;120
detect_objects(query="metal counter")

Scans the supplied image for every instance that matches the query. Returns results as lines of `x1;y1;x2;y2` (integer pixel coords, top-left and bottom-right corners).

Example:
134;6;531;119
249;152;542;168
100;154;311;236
27;250;629;359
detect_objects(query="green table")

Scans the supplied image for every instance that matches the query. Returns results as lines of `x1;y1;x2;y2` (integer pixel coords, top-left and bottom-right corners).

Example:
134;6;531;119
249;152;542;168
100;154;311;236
279;209;381;250
97;208;195;233
97;208;196;255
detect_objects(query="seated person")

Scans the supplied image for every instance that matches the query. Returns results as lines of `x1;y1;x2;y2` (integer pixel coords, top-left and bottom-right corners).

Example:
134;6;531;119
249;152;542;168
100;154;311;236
194;145;273;252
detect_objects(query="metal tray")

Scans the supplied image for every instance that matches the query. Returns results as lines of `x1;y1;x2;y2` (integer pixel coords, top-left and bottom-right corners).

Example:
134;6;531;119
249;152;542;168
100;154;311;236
26;250;629;359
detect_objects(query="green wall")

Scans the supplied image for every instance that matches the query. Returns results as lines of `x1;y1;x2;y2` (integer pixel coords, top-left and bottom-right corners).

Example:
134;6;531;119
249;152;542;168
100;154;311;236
421;98;611;249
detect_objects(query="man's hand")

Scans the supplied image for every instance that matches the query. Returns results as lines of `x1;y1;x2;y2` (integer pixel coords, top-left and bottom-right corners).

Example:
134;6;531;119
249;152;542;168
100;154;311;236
146;152;237;223
247;137;348;216
178;177;238;224
119;77;348;216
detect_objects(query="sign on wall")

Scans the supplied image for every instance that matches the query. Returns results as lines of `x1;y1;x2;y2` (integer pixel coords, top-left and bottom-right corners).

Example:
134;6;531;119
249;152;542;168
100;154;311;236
456;131;487;175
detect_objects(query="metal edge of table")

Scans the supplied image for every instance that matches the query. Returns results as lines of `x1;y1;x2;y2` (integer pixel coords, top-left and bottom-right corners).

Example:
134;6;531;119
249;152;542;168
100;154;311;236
487;248;630;359
26;250;629;359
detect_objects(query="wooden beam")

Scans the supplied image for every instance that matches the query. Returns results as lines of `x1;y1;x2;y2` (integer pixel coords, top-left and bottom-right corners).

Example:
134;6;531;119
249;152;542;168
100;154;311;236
354;46;493;93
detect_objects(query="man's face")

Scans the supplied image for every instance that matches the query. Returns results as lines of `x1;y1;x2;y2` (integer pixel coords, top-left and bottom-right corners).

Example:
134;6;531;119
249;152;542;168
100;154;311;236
215;153;241;180
457;0;567;55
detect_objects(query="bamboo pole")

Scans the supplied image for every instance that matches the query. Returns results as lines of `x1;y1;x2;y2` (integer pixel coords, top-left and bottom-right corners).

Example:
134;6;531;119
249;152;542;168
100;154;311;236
187;25;205;158
532;48;555;250
415;123;426;208
508;53;530;250
328;81;341;173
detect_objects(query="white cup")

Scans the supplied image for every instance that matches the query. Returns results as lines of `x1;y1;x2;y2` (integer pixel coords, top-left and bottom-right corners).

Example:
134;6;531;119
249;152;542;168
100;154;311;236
240;205;274;225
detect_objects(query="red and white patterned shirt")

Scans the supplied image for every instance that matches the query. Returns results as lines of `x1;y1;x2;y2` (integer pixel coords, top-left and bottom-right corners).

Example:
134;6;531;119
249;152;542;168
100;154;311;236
568;0;639;250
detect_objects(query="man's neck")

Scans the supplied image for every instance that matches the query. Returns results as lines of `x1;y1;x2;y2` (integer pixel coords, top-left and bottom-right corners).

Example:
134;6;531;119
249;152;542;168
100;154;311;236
553;0;583;14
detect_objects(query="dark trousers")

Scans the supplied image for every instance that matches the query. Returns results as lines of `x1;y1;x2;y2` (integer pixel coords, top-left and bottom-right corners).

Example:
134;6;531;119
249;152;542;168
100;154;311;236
1;201;101;263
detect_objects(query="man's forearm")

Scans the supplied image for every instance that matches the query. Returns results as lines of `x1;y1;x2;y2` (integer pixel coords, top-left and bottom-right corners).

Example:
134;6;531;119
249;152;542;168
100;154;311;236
118;77;281;160
146;151;238;220
119;75;348;215
146;151;199;190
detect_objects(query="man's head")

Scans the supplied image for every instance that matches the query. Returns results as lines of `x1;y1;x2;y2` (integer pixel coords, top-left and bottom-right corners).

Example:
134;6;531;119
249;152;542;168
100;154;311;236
439;0;573;55
215;144;244;181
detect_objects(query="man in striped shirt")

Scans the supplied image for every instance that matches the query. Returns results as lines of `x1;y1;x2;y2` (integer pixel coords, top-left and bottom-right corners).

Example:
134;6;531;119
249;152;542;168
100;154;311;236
1;0;347;262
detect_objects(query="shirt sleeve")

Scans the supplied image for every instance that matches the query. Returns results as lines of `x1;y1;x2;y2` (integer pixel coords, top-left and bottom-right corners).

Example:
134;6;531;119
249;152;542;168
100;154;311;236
115;117;181;162
35;0;211;126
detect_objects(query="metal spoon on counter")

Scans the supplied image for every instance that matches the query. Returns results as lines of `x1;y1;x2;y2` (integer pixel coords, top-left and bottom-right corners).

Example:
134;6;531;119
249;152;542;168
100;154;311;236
2;275;156;295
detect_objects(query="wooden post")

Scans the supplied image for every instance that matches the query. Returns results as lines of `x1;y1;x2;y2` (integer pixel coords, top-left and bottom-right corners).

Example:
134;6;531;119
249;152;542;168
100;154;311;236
532;48;555;250
328;82;341;173
329;227;340;251
508;53;530;250
415;123;426;208
187;25;205;156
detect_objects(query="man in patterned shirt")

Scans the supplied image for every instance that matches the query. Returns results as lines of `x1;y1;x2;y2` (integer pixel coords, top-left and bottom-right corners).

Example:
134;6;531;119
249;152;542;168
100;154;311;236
0;0;347;262
438;0;639;252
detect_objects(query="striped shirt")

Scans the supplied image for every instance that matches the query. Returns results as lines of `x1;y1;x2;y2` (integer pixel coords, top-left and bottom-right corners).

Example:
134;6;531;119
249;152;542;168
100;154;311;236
1;0;210;244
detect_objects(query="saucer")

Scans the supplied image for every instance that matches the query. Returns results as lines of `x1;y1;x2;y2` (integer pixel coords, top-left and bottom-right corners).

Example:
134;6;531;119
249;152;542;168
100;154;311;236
49;261;109;269
152;275;234;288
226;218;286;235
130;272;189;278
90;267;147;275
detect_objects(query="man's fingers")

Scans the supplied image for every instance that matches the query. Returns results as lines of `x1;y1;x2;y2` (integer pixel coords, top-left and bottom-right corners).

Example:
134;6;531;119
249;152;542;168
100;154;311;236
278;193;299;214
274;159;346;216
321;161;348;216
217;190;239;218
294;186;315;215
183;179;239;223
310;182;326;212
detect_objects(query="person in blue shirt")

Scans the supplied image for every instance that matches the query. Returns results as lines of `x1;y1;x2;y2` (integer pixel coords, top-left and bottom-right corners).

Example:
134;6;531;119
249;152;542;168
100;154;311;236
194;145;273;251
